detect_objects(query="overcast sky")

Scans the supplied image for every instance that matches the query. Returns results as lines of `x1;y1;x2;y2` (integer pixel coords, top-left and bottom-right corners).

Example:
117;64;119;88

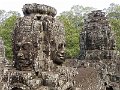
0;0;120;16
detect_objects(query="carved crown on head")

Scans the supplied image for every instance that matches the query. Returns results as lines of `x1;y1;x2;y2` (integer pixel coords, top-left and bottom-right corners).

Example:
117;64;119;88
22;3;57;17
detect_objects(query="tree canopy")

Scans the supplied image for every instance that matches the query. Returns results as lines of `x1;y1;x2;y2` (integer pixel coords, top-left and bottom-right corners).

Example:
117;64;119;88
0;11;20;60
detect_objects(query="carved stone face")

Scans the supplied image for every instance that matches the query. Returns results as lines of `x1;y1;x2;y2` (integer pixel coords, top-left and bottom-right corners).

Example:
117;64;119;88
16;42;32;65
50;20;66;65
52;42;65;65
14;38;38;70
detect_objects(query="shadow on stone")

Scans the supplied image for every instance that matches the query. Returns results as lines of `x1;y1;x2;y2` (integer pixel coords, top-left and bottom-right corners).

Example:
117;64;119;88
106;86;113;90
11;87;23;90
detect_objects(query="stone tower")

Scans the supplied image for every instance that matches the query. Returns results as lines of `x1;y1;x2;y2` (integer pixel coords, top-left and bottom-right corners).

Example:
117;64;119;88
79;10;120;90
1;3;78;90
79;10;116;60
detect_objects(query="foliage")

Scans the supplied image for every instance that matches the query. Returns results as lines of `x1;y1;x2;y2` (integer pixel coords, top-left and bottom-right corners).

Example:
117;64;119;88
0;10;20;23
57;5;95;58
109;19;120;50
105;3;120;19
58;15;80;58
0;15;18;60
105;3;120;50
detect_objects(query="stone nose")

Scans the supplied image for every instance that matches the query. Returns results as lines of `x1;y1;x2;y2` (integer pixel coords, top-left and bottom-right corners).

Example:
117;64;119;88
58;50;65;57
17;51;24;58
60;50;65;54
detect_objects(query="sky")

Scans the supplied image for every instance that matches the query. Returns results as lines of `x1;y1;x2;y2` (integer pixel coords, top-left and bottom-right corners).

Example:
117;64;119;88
0;0;120;16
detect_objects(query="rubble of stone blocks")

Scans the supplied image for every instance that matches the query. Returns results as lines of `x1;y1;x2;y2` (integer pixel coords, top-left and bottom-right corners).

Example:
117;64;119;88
0;3;79;90
2;65;78;90
79;10;120;90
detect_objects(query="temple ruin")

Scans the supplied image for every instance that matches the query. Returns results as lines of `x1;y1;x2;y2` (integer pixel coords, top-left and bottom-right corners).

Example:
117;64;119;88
0;3;119;90
1;3;78;90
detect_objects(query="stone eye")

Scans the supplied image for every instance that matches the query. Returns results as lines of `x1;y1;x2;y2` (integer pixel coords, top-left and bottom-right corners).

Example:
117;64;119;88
15;44;20;51
58;43;63;49
22;43;30;50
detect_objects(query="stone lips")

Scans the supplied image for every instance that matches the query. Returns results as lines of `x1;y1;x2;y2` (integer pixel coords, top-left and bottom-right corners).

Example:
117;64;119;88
22;3;57;17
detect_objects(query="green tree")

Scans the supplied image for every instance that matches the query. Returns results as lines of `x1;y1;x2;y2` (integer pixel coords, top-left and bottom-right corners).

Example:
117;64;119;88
58;15;80;58
105;3;120;50
57;5;95;58
0;15;18;60
109;18;120;50
105;3;120;19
